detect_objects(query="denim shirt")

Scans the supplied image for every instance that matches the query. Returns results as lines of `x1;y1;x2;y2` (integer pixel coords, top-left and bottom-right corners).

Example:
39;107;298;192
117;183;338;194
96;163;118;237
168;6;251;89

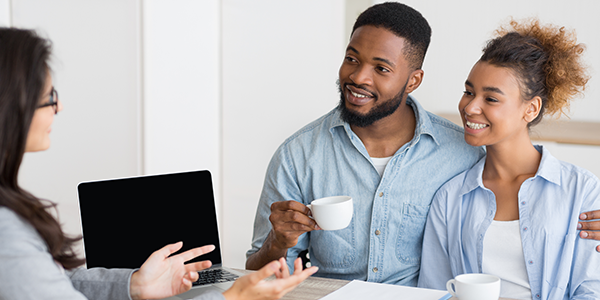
247;96;483;286
418;146;600;299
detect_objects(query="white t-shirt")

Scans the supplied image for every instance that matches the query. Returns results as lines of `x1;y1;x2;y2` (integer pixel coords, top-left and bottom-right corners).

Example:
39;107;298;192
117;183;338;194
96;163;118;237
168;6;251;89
371;156;392;177
482;220;532;300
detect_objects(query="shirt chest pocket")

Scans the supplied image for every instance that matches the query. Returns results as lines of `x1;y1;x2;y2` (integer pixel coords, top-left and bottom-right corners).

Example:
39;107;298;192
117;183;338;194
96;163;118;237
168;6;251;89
544;232;576;291
396;203;430;264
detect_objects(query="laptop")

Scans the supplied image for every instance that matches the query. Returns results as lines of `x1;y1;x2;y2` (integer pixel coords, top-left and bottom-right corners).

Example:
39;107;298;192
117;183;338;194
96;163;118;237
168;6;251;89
77;170;244;299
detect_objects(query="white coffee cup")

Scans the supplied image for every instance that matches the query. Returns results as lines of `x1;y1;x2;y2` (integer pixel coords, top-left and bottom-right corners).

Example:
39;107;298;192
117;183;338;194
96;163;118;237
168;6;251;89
446;273;501;300
306;196;353;231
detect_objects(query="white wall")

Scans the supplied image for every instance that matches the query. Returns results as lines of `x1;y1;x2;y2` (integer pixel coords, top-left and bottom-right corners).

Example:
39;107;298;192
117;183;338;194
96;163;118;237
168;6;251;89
143;0;220;177
0;0;9;26
142;0;221;208
13;1;142;253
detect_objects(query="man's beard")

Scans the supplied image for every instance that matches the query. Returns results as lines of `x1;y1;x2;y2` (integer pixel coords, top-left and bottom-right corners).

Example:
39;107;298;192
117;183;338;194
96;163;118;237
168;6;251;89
337;79;408;128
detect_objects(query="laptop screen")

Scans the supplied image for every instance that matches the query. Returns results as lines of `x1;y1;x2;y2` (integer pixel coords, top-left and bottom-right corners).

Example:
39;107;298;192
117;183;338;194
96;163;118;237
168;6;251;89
78;170;222;269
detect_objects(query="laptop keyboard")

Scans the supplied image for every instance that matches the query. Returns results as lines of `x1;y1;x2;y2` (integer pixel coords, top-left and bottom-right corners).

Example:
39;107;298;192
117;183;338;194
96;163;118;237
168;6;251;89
192;269;239;286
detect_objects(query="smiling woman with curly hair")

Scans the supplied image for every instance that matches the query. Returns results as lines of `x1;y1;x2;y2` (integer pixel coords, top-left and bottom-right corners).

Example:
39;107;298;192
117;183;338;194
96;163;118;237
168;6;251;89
418;19;599;300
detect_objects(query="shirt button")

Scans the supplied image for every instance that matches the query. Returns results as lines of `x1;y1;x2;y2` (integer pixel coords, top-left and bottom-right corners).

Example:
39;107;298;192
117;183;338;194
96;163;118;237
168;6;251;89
536;294;540;298
521;201;526;205
372;267;378;273
529;260;534;264
375;230;381;235
379;192;384;197
523;227;528;231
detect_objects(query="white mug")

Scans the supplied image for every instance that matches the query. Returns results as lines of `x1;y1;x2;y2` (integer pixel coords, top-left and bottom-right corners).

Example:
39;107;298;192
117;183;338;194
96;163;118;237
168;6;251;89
446;273;501;300
306;196;353;231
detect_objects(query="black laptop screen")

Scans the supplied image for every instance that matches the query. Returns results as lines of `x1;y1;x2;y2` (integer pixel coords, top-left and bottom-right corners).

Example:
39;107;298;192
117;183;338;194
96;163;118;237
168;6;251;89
78;170;222;269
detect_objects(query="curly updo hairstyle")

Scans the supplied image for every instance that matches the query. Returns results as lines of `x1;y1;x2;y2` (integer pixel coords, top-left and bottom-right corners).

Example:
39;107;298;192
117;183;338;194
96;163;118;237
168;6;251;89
480;19;590;127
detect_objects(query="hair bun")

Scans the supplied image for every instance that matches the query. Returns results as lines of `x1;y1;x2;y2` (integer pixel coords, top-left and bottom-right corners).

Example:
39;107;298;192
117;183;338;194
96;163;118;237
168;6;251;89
495;18;590;118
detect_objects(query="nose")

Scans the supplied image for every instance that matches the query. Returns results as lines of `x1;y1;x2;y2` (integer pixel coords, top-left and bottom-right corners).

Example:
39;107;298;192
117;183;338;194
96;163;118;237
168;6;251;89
349;65;373;86
462;97;482;116
57;99;64;113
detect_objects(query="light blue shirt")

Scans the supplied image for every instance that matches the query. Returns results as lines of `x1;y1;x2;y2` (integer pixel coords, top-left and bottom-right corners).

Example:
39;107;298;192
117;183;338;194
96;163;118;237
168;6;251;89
418;146;600;299
247;96;483;286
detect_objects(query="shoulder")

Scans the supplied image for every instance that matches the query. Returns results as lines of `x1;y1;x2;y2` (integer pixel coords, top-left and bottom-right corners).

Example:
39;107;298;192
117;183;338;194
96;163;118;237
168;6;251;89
409;97;481;155
0;207;47;252
434;169;470;201
557;160;600;196
270;108;340;164
279;108;338;148
427;112;465;134
411;103;484;166
425;112;473;147
538;147;600;210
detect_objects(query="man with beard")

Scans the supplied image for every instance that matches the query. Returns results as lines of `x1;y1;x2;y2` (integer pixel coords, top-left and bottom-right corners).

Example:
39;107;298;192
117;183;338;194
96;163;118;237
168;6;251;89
244;2;483;286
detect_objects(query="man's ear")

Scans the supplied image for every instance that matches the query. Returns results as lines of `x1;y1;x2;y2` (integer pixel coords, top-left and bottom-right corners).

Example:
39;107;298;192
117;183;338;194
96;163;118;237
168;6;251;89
405;69;424;94
524;96;542;123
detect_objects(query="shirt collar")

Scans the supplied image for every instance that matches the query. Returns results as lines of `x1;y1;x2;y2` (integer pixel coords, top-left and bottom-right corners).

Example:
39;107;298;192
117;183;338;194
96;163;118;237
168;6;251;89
533;145;562;185
459;145;562;195
329;95;440;146
459;156;486;195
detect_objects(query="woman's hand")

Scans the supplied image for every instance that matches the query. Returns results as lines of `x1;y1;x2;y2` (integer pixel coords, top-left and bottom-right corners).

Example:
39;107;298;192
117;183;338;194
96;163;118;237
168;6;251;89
222;257;318;300
129;242;215;300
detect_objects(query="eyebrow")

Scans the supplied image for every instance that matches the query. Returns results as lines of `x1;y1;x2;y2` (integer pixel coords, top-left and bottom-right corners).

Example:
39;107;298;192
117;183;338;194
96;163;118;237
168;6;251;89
346;46;396;68
464;80;505;95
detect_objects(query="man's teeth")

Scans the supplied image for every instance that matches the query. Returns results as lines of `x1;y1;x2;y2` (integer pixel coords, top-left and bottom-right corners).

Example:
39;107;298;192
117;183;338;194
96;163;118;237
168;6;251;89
351;91;368;98
466;121;488;130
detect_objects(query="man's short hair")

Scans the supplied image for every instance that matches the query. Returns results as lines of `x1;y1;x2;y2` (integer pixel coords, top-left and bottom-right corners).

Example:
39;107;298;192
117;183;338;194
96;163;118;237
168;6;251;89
352;2;431;70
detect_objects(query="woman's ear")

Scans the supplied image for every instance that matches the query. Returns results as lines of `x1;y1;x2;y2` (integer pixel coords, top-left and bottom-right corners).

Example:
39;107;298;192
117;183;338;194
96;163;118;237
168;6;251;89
524;96;542;123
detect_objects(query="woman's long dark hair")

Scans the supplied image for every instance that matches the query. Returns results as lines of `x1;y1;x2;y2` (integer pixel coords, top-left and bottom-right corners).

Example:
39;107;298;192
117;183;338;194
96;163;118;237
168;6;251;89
0;28;84;269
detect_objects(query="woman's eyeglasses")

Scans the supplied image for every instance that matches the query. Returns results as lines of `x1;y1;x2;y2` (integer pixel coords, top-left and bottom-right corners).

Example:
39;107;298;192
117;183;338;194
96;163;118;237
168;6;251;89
37;87;59;114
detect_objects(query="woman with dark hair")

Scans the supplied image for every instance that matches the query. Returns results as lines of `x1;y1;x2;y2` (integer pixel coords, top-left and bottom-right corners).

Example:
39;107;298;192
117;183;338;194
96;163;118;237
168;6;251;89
418;20;600;299
0;28;317;300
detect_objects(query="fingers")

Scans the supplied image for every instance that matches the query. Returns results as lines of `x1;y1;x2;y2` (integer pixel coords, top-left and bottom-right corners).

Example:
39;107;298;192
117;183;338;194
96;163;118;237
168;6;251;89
270;210;317;230
181;274;193;289
272;200;311;215
245;260;281;285
580;230;600;240
294;266;318;284
273;257;289;279
272;265;319;296
580;210;600;220
151;241;184;260
292;257;303;275
174;244;216;263
184;260;213;273
271;201;316;227
578;221;600;231
578;211;600;242
184;271;199;283
269;202;318;249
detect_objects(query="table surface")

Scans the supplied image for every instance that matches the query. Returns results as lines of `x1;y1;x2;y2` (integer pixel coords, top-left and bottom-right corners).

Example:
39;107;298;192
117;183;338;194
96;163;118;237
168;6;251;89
235;269;514;300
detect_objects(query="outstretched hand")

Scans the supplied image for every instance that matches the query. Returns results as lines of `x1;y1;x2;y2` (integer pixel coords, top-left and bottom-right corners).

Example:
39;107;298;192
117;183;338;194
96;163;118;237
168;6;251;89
578;210;600;252
223;257;318;300
129;242;215;300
